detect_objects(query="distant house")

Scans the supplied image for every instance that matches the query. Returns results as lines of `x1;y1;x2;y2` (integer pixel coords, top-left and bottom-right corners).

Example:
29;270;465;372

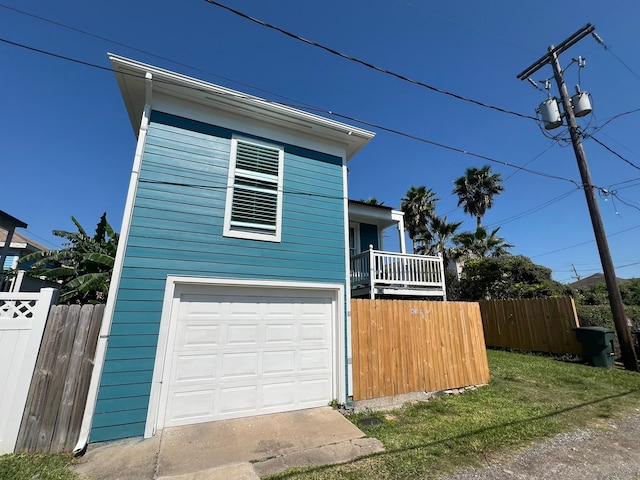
80;56;446;446
0;211;50;293
0;230;46;271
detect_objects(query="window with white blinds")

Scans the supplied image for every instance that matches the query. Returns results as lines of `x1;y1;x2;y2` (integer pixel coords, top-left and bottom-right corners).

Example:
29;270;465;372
223;137;284;242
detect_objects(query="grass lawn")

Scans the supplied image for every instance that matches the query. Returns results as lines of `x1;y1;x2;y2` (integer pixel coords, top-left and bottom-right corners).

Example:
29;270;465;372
0;453;80;480
266;350;640;480
2;350;639;480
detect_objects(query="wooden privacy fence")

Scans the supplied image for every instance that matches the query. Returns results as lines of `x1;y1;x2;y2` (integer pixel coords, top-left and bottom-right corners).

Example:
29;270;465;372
479;297;581;355
16;304;104;453
351;299;490;401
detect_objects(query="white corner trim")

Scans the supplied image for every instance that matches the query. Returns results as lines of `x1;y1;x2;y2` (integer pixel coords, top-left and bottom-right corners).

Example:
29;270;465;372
342;159;354;399
144;276;345;437
74;72;153;453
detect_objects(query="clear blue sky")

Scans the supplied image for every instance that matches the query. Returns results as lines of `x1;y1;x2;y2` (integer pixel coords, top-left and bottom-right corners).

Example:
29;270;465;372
2;0;640;283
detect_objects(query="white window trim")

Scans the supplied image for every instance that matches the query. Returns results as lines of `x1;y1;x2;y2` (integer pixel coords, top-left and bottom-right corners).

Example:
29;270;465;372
223;136;284;242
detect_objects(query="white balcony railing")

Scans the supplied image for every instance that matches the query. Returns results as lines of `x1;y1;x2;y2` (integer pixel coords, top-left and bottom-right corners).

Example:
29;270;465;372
350;247;446;299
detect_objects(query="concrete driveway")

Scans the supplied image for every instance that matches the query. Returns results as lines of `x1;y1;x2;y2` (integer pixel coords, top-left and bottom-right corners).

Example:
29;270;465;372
73;407;384;479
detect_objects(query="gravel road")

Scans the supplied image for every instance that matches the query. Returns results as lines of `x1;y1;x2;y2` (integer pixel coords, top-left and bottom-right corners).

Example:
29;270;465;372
444;411;640;480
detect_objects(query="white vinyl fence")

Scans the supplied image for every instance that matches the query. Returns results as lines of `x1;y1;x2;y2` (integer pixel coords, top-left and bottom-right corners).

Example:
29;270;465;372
0;288;57;454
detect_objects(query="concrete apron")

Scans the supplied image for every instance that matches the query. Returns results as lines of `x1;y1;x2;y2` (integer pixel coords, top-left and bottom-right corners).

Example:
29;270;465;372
73;407;384;480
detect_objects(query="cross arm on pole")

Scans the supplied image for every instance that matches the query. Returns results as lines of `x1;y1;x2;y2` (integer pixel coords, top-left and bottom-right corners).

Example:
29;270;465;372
516;23;595;81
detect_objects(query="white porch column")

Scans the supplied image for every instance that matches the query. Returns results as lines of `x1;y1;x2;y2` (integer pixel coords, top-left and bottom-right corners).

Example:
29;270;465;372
391;210;406;254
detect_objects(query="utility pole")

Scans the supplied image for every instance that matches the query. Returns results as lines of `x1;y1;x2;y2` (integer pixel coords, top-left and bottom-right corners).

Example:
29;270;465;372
571;264;582;282
518;24;638;371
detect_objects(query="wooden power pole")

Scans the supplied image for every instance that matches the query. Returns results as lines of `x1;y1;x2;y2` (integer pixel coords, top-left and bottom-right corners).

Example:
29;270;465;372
517;24;638;371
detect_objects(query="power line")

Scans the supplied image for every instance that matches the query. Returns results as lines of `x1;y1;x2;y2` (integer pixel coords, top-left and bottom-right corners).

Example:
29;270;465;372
485;188;579;228
531;223;640;259
0;36;581;187
592;32;640;82
594;107;640;132
611;177;640;191
587;134;640;171
201;0;538;121
0;3;319;109
502;142;555;182
314;109;581;186
611;193;640;213
23;229;62;249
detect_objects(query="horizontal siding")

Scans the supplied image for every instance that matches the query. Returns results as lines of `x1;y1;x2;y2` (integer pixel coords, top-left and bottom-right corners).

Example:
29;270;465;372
94;396;150;415
94;111;348;442
102;358;156;374
90;422;146;443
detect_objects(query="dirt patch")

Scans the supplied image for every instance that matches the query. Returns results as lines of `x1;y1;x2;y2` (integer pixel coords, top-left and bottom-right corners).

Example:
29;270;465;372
444;410;640;480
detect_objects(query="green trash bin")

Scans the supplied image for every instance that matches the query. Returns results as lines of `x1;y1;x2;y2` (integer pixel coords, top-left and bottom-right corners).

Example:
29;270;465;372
574;327;616;368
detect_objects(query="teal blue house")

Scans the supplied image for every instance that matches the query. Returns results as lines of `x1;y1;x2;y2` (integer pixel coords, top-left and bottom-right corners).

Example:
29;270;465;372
79;55;377;445
79;56;446;447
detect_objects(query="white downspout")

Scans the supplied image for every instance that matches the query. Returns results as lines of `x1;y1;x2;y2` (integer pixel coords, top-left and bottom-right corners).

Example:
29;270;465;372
74;72;153;454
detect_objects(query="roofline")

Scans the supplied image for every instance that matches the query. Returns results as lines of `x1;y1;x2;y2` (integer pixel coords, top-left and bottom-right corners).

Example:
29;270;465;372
348;199;395;211
0;210;27;229
108;54;375;159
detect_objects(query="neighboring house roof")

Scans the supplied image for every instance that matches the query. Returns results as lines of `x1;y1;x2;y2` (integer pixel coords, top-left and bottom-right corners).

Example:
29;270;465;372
0;230;47;252
0;210;27;230
109;54;375;160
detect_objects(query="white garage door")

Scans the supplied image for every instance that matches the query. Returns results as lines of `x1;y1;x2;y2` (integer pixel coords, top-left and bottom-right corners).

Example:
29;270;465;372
161;285;335;428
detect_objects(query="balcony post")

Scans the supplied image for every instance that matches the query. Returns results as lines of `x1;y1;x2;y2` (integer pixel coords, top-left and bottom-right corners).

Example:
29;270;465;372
439;255;447;301
368;245;375;300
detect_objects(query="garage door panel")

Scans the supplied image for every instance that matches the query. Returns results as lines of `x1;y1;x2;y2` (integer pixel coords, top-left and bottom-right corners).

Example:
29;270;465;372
177;324;220;349
299;348;331;371
299;301;332;315
227;324;259;345
219;385;258;414
264;324;295;344
263;350;296;375
166;389;216;425
162;285;335;428
300;323;329;342
179;296;226;317
221;352;259;378
298;378;331;404
262;382;295;408
174;354;218;383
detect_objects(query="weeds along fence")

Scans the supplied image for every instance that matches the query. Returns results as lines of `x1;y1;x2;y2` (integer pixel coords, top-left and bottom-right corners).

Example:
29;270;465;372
351;299;490;401
16;304;104;453
479;297;582;355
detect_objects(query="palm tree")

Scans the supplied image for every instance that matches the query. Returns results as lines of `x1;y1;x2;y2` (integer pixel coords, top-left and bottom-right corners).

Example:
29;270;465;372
415;216;462;264
19;213;118;303
358;197;385;206
453;166;504;229
452;227;513;260
400;186;439;252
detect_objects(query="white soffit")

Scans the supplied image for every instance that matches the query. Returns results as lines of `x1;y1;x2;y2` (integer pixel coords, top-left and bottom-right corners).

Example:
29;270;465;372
108;54;375;159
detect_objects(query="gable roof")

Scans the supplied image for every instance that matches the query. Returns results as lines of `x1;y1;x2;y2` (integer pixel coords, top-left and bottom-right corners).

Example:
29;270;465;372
109;54;375;160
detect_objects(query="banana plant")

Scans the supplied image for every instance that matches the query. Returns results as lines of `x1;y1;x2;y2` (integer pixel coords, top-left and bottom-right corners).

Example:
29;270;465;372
19;213;119;303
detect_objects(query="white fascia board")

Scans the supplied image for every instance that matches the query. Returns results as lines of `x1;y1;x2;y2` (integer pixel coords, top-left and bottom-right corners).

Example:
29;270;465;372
108;54;374;159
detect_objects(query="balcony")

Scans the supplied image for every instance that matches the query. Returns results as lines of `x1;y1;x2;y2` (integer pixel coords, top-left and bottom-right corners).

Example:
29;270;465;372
350;248;447;300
